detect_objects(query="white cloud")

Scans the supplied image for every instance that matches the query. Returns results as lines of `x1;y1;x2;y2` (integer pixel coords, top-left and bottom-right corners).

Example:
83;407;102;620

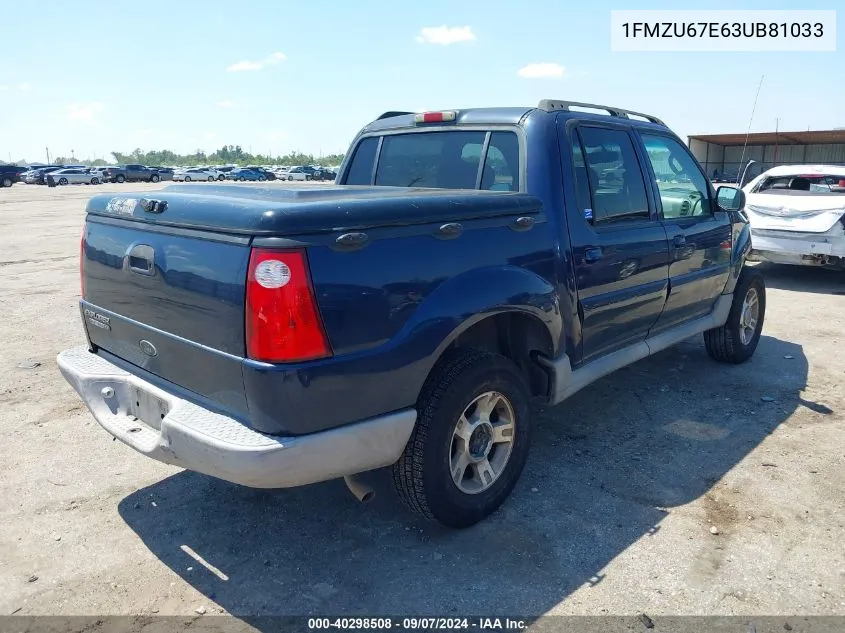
517;63;566;79
226;52;286;72
66;102;104;123
1;83;31;92
217;99;234;108
415;25;476;45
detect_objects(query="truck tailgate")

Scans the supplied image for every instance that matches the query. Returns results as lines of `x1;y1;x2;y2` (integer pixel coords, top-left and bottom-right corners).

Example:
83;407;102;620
82;218;250;415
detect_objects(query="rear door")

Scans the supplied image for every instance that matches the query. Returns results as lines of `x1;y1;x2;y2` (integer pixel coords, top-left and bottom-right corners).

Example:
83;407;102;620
560;121;671;363
636;132;731;333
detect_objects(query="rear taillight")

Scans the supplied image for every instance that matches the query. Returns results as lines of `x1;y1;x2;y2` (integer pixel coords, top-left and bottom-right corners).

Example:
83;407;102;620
80;228;86;297
245;248;330;363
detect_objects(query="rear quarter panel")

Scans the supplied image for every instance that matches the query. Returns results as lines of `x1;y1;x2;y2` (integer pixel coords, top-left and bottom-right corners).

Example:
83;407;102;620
242;215;561;435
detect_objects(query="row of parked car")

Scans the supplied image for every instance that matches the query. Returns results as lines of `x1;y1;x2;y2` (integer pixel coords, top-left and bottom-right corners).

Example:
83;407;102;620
0;163;339;187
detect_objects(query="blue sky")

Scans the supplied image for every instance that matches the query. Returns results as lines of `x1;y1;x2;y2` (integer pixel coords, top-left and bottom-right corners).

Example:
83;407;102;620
0;0;841;163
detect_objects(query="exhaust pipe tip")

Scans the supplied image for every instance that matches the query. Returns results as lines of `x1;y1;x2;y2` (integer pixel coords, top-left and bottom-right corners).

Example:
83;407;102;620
344;475;375;503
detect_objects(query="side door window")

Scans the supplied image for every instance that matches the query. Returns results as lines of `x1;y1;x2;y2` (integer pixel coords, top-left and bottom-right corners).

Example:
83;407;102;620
640;134;712;219
575;126;651;225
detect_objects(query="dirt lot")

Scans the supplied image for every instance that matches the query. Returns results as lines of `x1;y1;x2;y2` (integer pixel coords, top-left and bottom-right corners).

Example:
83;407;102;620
0;182;843;619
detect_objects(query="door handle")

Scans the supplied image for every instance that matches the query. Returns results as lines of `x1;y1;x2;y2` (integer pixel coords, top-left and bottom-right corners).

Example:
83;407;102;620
673;235;686;248
126;244;155;276
584;247;604;263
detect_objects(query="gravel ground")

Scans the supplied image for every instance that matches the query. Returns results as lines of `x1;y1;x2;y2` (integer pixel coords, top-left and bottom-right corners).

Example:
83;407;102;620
0;182;843;620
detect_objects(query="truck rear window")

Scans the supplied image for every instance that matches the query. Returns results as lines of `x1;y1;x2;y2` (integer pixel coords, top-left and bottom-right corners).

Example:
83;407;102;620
343;130;520;191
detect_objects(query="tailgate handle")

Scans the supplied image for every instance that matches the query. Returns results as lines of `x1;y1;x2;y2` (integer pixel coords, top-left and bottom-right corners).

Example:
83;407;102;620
126;244;155;276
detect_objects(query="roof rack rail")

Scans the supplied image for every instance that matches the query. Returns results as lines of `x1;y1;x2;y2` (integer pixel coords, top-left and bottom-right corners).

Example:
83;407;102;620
537;99;665;126
376;111;413;121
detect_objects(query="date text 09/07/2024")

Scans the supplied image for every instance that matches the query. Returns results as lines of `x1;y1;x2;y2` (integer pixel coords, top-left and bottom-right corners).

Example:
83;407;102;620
307;617;527;630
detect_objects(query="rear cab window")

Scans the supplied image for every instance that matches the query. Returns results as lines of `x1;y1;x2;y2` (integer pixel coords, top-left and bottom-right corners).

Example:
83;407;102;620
342;129;521;191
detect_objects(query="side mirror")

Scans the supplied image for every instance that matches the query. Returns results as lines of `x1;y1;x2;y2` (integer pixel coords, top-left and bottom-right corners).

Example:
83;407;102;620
716;186;745;211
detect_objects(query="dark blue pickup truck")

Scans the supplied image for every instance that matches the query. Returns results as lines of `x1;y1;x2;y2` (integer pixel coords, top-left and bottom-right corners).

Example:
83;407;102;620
58;100;765;528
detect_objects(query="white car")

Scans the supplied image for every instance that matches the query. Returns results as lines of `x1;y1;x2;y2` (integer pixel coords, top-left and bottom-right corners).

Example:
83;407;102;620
285;166;311;181
742;164;845;269
173;168;219;182
198;166;226;180
50;168;101;185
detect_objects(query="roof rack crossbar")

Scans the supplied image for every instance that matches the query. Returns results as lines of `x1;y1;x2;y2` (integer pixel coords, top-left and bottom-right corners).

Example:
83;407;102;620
376;111;413;121
537;99;665;126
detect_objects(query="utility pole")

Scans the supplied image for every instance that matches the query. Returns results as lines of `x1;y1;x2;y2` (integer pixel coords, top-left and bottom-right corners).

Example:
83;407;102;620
46;147;51;164
773;118;779;166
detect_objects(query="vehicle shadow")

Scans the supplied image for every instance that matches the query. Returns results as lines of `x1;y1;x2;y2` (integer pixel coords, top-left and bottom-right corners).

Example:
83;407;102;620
753;262;845;295
118;334;811;619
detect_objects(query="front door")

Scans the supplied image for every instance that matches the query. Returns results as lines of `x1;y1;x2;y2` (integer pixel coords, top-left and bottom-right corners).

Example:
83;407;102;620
562;122;671;364
637;133;732;334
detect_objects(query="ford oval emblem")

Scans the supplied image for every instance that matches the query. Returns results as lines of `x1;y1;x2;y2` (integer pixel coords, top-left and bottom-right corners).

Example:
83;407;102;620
139;340;158;357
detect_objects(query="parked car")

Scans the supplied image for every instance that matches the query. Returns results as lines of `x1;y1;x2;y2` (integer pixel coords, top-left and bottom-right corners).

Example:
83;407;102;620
0;164;28;187
742;164;845;269
174;168;219;182
48;168;101;186
285;166;312;181
207;167;227;181
153;167;175;181
59;101;764;528
224;168;266;182
25;166;66;185
102;164;161;183
245;166;277;181
312;167;337;181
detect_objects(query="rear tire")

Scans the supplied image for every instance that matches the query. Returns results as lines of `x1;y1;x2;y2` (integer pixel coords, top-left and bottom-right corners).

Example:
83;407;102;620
150;174;160;183
90;178;99;185
58;178;68;186
705;267;766;364
1;178;12;187
207;176;214;181
392;349;532;528
116;175;125;183
218;175;225;181
184;176;191;182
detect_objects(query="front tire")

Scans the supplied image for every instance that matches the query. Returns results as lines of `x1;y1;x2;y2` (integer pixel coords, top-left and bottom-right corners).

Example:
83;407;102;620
207;176;214;181
58;178;68;186
116;174;125;183
218;175;225;181
1;177;12;187
150;174;160;183
392;349;531;528
705;267;766;364
90;178;99;185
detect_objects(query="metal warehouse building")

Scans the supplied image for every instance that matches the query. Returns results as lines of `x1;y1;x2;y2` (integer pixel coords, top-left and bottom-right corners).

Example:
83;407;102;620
688;129;845;183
